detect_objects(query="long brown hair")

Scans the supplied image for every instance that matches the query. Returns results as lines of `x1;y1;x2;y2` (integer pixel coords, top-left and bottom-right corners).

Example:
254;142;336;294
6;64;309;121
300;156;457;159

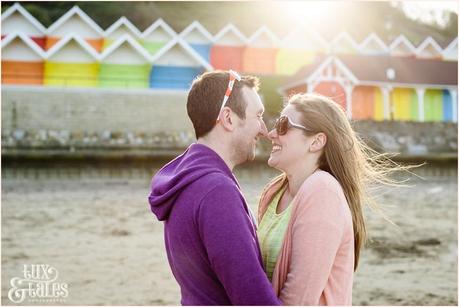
287;93;414;270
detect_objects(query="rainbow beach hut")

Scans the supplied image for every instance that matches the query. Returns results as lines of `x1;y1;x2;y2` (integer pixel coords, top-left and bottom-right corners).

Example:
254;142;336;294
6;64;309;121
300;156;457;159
1;32;46;85
150;37;212;89
99;35;151;88
44;34;100;87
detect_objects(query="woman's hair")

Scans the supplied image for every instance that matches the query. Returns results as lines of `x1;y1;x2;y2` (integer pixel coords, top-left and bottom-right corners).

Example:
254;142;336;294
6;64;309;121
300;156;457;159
287;93;413;271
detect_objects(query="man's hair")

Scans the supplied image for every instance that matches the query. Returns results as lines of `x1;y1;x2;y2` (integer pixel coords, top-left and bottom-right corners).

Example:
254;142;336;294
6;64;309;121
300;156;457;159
187;70;260;139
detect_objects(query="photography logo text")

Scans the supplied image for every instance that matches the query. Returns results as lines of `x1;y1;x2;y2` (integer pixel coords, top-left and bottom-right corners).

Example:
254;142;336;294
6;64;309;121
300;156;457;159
8;264;69;304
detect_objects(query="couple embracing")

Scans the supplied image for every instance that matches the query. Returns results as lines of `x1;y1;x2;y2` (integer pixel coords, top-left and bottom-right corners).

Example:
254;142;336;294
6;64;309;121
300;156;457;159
148;70;396;306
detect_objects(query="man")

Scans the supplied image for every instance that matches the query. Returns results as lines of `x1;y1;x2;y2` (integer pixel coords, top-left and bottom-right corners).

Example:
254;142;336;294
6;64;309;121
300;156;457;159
148;70;280;305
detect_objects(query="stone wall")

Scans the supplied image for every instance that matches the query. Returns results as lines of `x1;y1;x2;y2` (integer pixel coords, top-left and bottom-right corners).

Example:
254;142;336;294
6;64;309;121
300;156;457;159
1;86;457;160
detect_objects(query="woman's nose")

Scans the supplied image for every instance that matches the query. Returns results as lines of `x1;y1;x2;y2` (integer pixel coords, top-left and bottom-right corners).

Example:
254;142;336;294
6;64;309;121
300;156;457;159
267;128;277;140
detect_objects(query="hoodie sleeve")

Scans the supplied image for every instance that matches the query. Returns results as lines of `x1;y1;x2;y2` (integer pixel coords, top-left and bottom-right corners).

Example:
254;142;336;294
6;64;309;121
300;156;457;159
197;182;281;306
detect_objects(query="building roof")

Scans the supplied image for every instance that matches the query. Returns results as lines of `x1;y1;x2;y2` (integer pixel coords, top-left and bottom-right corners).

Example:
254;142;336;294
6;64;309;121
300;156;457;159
179;20;212;42
100;34;151;62
46;6;104;36
1;3;47;34
105;16;142;38
247;25;281;47
282;53;458;90
142;18;177;40
45;33;100;60
213;23;248;45
150;37;213;70
1;32;46;58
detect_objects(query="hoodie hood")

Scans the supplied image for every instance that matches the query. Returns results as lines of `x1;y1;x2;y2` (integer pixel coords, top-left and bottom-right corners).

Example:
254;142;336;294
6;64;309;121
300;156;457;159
148;143;237;221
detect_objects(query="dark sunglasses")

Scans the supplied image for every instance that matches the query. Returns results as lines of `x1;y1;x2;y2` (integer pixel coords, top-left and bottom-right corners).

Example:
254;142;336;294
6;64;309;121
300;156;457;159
274;115;311;135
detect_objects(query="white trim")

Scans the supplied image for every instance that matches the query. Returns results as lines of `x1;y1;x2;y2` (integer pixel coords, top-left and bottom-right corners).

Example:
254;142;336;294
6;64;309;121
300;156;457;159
212;23;248;45
442;37;458;56
247;25;281;47
150;37;213;70
306;56;359;85
45;33;100;60
1;32;46;58
389;35;417;53
104;16;142;38
358;32;389;54
330;31;359;52
141;18;177;39
345;85;354;118
1;2;46;34
415;36;443;56
100;34;151;62
178;20;212;42
46;6;104;36
415;88;426;122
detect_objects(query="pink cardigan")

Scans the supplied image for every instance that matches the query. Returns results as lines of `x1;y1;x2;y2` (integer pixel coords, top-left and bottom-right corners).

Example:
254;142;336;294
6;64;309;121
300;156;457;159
258;170;354;305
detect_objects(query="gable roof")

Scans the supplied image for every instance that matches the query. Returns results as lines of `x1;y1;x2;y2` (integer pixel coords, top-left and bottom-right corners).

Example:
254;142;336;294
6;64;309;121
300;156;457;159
359;33;389;53
45;33;100;60
281;54;457;91
389;34;417;53
100;34;151;62
443;37;458;56
330;31;359;51
105;16;142;38
46;6;104;36
415;36;443;56
1;2;46;34
142;18;177;39
179;20;213;42
213;23;248;44
150;37;213;70
247;25;281;47
1;32;46;58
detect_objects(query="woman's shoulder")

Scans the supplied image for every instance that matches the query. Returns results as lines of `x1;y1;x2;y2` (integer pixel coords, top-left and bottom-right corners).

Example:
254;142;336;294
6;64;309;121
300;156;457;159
301;169;343;195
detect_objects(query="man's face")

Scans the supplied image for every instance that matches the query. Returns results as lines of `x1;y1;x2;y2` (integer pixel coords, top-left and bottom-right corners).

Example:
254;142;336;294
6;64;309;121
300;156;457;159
232;87;268;165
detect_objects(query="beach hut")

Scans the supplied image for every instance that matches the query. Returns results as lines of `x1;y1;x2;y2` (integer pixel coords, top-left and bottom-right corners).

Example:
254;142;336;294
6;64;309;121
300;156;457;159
1;32;46;85
415;37;443;59
242;26;280;75
329;32;359;55
103;17;142;50
1;3;47;49
442;37;458;61
99;35;151;89
389;35;417;57
44;34;100;87
141;18;177;56
210;23;247;71
276;28;328;75
279;54;457;122
358;33;389;55
179;21;212;62
46;6;104;52
150;37;212;89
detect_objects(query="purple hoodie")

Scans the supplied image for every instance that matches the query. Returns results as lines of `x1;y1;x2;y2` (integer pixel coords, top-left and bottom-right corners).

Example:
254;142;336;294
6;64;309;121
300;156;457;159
148;143;280;306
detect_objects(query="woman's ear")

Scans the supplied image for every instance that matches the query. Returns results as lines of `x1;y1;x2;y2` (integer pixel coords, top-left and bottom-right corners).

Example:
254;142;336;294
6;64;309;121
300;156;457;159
310;132;327;152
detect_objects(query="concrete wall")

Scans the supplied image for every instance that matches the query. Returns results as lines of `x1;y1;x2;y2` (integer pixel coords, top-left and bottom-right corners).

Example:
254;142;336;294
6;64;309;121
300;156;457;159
2;85;192;134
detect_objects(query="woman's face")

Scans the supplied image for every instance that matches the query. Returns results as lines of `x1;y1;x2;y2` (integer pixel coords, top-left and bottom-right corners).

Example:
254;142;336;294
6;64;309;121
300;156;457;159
267;105;314;172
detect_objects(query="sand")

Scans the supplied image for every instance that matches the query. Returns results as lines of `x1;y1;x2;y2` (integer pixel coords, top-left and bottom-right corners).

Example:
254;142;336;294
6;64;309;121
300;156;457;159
1;164;457;305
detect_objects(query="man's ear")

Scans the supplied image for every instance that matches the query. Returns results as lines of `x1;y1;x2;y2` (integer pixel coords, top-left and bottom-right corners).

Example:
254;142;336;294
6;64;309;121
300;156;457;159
218;106;234;132
310;132;327;153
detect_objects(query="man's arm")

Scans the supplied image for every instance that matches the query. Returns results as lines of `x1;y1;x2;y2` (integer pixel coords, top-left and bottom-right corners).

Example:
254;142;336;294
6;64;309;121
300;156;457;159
197;183;280;306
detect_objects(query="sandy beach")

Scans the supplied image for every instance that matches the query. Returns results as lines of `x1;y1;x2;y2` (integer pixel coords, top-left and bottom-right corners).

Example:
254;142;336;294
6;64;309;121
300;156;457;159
1;163;457;305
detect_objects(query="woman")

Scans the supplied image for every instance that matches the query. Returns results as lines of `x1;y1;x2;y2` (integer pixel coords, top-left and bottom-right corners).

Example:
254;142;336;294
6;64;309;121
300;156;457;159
257;93;406;305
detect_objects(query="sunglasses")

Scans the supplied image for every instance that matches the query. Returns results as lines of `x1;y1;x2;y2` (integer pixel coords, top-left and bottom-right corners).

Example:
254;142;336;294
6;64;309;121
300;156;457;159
217;70;241;121
274;115;311;135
